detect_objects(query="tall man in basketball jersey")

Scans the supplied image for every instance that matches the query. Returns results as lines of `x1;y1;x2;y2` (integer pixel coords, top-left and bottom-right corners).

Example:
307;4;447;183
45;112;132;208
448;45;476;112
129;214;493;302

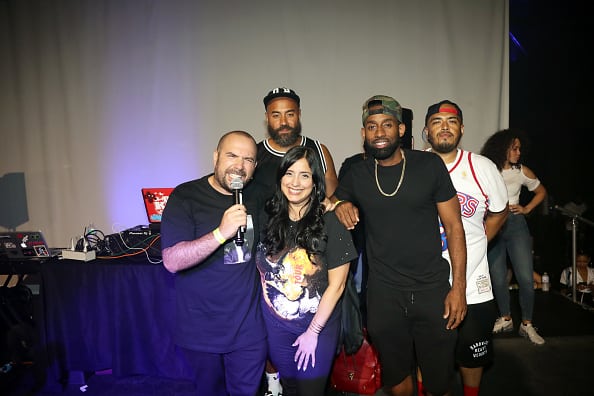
252;87;340;396
424;100;509;396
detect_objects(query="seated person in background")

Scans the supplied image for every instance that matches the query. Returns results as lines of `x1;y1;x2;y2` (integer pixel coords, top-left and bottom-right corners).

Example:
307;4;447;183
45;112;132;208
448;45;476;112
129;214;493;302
560;251;594;306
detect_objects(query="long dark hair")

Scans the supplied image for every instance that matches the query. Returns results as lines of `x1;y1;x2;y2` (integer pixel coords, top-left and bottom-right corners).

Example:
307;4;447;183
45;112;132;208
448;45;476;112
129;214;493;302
263;146;327;258
480;128;531;171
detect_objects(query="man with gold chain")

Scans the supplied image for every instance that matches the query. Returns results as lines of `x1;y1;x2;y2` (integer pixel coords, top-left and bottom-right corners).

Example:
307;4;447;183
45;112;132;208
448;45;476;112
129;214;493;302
332;95;467;396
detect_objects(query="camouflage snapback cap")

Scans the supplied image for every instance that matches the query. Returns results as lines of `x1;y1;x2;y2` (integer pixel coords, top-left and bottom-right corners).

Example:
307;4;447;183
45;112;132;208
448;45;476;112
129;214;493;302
362;95;403;125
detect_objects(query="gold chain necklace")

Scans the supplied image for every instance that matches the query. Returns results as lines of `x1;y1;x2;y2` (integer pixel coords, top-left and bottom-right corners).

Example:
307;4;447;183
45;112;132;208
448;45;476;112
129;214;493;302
374;149;406;197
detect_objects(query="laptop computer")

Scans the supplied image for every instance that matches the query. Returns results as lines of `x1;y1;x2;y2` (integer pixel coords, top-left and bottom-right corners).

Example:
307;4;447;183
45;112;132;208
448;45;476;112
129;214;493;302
0;231;51;261
141;188;174;232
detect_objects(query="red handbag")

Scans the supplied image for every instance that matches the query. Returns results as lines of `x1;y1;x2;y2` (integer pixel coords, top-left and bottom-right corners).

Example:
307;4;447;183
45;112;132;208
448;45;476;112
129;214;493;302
330;332;382;395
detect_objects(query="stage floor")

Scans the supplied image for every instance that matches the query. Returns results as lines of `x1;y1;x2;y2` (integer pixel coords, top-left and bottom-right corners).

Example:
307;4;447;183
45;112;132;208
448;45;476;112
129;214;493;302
3;290;593;396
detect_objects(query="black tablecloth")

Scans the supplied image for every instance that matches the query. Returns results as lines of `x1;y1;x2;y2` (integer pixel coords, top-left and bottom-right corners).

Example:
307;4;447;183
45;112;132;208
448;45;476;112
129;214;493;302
40;257;194;389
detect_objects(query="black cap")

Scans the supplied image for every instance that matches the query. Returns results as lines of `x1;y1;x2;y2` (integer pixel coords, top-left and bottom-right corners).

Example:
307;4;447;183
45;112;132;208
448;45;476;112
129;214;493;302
424;100;463;126
263;87;301;109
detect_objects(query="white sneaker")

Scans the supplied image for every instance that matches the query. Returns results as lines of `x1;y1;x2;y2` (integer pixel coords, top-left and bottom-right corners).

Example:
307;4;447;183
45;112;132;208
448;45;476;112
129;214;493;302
519;322;545;345
493;317;513;333
266;372;282;396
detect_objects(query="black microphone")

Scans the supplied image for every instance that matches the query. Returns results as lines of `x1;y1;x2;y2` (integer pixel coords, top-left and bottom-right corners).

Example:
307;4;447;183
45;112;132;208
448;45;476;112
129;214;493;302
230;177;245;246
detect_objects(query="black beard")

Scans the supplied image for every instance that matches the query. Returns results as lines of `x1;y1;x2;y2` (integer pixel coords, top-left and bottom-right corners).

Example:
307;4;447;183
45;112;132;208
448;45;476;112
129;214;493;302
214;167;246;194
427;133;460;154
364;136;400;160
267;121;302;147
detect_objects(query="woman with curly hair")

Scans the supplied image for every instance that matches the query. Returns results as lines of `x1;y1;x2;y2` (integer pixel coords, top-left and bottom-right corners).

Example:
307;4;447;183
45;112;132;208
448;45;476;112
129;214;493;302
480;129;547;345
255;146;355;396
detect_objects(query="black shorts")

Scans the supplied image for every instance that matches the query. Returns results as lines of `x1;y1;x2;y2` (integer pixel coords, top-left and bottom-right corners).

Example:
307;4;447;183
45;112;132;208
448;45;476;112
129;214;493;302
367;282;457;395
455;299;497;368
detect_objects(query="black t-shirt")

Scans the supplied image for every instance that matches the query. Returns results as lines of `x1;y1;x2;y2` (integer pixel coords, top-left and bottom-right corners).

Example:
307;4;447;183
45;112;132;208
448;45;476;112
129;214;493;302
255;211;356;333
160;175;267;352
335;149;456;291
338;152;367;253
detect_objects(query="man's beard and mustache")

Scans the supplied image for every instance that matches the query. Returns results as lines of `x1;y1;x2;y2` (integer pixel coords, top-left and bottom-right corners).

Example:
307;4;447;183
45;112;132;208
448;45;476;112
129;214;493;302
364;134;401;160
214;167;246;194
427;132;461;154
268;121;302;148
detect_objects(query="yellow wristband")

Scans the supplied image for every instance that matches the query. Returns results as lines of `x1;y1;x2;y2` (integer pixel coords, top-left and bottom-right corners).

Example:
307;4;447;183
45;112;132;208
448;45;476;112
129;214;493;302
213;228;226;245
334;200;346;207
